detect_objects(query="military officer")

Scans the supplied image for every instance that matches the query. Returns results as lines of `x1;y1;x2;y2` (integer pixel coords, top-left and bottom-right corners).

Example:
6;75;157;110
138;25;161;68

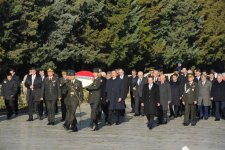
86;68;102;131
41;68;61;125
1;73;18;119
182;74;199;126
59;70;68;121
63;70;83;132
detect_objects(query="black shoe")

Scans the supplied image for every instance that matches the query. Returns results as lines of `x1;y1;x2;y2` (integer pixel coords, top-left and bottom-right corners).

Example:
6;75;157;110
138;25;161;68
7;115;12;120
27;118;33;121
63;124;70;130
215;118;220;121
134;114;140;117
93;124;99;131
61;119;65;122
191;123;196;126
115;122;120;125
183;123;189;126
204;117;208;120
51;122;55;125
39;116;43;120
199;116;203;120
47;123;51;125
72;126;78;132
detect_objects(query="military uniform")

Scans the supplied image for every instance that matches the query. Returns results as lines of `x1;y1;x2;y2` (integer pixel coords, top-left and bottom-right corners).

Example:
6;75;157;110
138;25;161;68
86;71;102;130
1;76;18;119
183;81;199;125
59;72;68;121
41;69;61;125
63;70;83;132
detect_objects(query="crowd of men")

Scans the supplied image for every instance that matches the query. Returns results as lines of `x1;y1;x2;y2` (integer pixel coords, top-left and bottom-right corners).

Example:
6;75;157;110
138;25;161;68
1;64;225;132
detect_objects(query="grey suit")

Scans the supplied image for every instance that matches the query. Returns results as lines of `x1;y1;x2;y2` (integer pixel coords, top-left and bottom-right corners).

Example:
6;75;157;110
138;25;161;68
198;80;212;106
133;77;147;115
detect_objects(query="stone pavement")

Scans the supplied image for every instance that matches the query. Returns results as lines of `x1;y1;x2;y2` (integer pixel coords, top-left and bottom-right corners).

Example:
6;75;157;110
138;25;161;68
0;102;225;150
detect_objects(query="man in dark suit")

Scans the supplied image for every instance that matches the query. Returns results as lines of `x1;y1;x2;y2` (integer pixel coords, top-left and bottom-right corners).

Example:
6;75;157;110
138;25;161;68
118;68;129;116
59;70;68;121
133;71;147;116
105;70;125;125
25;67;43;121
210;74;225;121
194;69;202;83
141;75;160;130
41;68;61;125
128;69;138;113
39;69;46;117
63;70;83;132
1;73;18;119
182;74;199;126
86;68;103;131
10;68;21;115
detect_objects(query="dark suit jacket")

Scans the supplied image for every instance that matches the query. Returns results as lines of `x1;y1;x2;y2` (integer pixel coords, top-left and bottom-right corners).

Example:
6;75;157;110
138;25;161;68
128;75;138;93
210;80;225;102
25;74;42;102
41;77;61;101
134;77;147;98
141;83;160;115
120;75;129;99
2;79;18;100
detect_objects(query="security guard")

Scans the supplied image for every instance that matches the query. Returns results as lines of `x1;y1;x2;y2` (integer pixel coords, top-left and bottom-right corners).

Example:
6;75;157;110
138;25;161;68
86;68;102;131
182;74;199;126
1;73;18;119
63;70;83;132
59;70;68;121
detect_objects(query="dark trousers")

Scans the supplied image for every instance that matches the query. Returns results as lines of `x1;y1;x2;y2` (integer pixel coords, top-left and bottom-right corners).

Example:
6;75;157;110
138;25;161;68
55;100;58;114
146;114;154;128
39;100;44;117
134;96;144;115
210;101;215;116
46;100;56;123
14;94;19;114
184;104;196;124
215;101;225;120
198;105;209;118
130;91;135;112
108;109;122;124
169;105;180;117
158;106;168;123
61;97;67;120
180;100;185;115
4;99;14;117
28;99;41;119
90;102;100;124
65;103;78;127
101;101;109;122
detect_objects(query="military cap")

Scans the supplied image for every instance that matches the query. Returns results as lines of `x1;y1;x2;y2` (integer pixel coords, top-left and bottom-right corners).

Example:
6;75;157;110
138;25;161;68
93;68;100;73
187;73;194;78
47;68;54;72
67;70;76;76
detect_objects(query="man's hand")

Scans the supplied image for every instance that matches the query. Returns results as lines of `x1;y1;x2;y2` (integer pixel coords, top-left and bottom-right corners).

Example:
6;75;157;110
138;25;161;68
118;98;122;102
141;103;144;107
194;101;197;105
157;103;160;106
182;101;185;105
168;101;171;104
210;97;213;100
40;98;43;101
